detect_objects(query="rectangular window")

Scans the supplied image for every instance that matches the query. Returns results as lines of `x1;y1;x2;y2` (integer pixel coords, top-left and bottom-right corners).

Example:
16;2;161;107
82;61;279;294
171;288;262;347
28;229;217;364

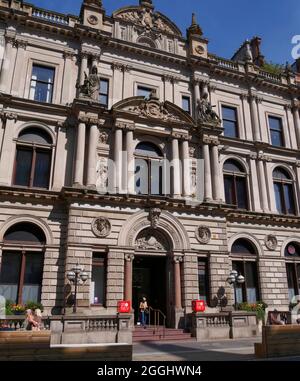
0;252;22;303
182;96;191;114
22;253;44;304
137;86;153;98
198;259;209;303
286;263;298;300
91;254;106;306
99;79;109;107
269;116;284;147
233;261;259;304
30;65;55;103
222;106;238;138
14;148;33;187
224;175;235;205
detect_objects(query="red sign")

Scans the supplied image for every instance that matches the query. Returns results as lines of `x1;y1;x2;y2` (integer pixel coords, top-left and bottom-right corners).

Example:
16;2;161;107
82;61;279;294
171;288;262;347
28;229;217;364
118;300;131;313
192;300;206;312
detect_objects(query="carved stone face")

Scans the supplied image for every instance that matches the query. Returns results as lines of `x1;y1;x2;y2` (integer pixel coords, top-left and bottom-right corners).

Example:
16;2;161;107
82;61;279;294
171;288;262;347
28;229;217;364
92;217;111;238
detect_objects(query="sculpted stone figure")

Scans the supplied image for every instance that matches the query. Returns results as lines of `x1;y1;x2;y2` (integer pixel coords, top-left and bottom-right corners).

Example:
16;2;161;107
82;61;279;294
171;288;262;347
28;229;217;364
197;93;221;124
78;65;100;101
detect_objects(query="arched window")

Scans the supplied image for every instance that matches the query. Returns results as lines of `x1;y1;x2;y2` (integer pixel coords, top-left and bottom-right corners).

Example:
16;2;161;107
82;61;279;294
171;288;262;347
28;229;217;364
285;242;300;300
135;142;164;195
231;238;259;304
0;222;45;304
273;168;296;215
223;159;248;209
13;127;53;189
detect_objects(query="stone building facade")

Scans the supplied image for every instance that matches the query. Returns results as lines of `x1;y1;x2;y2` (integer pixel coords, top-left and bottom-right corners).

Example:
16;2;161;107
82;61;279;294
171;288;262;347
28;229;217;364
0;0;300;328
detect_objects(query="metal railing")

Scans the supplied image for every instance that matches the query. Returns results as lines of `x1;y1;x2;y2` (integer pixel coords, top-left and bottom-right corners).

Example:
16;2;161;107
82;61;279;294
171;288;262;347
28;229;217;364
148;306;166;338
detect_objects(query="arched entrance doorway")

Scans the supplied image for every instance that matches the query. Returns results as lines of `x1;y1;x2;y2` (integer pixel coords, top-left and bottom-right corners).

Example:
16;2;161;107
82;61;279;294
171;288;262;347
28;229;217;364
133;228;172;326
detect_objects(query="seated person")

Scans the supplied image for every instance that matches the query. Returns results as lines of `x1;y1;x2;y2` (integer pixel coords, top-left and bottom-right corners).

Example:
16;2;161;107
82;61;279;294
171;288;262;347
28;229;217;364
269;309;285;325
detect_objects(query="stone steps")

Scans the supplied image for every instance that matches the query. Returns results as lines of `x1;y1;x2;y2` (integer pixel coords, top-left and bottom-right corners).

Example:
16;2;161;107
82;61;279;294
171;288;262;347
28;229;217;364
133;326;194;342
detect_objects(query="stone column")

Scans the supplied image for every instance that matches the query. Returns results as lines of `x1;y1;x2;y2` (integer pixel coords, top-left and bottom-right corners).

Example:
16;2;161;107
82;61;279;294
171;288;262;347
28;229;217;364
11;40;27;97
181;138;191;197
171;135;181;197
61;51;75;104
193;79;201;119
91;54;100;69
249;95;261;141
0;114;17;185
114;125;123;193
292;102;300;149
73;122;86;186
112;63;124;105
211;141;222;202
124;254;134;304
0;36;17;93
79;53;88;86
163;75;173;102
174;256;183;310
126;125;135;194
203;139;212;201
257;153;269;212
87;123;99;188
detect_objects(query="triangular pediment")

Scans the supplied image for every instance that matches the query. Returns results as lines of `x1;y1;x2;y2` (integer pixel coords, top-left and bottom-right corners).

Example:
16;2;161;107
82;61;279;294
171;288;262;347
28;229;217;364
112;96;195;126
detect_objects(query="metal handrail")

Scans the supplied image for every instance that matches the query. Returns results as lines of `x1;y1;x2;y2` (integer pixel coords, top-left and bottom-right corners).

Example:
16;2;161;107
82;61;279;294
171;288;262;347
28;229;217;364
148;306;166;338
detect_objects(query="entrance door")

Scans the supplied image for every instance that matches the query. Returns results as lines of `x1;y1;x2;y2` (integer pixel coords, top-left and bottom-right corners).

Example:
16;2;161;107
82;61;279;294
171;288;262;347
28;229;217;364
132;256;166;325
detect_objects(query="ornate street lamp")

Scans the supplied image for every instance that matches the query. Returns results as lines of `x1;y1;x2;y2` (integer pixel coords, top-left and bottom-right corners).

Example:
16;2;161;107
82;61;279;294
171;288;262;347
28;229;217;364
67;263;88;313
226;270;245;311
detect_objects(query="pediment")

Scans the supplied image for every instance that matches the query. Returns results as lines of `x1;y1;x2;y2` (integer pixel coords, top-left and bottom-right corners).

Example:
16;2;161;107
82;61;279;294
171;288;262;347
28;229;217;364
112;96;195;126
113;6;182;36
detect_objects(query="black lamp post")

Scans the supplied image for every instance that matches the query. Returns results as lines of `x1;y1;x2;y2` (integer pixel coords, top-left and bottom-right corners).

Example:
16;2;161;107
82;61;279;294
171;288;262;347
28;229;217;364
67;263;88;314
226;270;245;311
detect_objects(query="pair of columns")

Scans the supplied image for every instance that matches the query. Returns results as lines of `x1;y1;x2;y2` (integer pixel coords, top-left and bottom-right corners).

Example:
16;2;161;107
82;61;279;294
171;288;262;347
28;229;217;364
171;135;191;197
113;123;191;197
74;121;99;187
203;138;223;202
124;253;183;310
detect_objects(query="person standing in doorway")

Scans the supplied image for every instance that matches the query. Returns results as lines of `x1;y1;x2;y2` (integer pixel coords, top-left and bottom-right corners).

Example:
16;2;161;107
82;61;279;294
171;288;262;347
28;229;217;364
139;297;148;329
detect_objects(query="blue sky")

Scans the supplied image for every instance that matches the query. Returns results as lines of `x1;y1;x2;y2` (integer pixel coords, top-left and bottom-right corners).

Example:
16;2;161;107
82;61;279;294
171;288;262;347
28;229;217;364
29;0;300;64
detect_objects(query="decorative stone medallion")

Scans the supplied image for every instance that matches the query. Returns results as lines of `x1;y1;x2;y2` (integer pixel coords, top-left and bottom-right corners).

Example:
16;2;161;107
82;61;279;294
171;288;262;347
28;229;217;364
265;235;278;251
195;45;205;55
87;15;99;26
195;226;211;244
92;217;111;238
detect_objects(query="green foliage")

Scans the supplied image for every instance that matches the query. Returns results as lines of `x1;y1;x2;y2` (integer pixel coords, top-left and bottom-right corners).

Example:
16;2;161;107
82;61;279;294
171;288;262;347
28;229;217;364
24;301;44;312
237;301;268;321
262;61;285;75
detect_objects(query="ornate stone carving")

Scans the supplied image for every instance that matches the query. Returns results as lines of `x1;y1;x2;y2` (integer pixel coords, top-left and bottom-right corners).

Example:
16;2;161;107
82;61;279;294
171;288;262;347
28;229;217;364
98;130;108;144
87;15;99;25
91;217;111;238
96;157;108;192
77;65;100;101
115;7;175;35
127;91;180;122
149;208;161;229
173;255;183;263
125;253;135;262
265;235;278;251
189;146;196;158
135;229;170;251
196;93;221;125
195;226;211;244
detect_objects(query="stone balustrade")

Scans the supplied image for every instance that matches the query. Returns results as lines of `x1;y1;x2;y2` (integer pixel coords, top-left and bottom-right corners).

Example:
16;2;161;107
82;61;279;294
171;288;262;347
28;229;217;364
191;311;258;341
32;8;69;25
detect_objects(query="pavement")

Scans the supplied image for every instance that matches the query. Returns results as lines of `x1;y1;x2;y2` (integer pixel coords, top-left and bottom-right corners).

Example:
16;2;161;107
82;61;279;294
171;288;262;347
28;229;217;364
133;337;300;361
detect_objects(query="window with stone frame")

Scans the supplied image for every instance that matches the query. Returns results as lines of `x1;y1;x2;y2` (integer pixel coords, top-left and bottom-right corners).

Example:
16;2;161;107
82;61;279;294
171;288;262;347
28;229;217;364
182;95;191;114
99;78;109;107
30;64;55;103
268;116;284;147
221;105;239;138
0;222;45;305
90;253;107;306
13;128;53;189
223;159;249;210
137;85;153;98
284;242;300;301
198;258;209;304
273;167;296;215
134;142;164;196
231;239;260;304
